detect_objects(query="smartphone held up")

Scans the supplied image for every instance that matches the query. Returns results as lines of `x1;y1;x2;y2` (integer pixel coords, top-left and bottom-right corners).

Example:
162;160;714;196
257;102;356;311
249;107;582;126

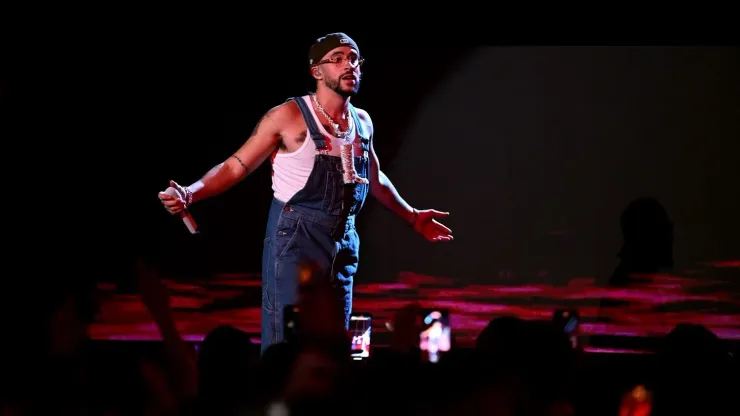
419;309;451;363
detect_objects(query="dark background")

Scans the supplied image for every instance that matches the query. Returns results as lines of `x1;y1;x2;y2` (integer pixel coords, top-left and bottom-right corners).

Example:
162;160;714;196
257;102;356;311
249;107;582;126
7;41;738;345
143;46;740;278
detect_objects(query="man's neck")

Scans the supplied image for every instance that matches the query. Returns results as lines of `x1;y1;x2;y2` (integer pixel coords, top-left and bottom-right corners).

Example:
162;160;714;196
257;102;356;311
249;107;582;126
315;88;350;121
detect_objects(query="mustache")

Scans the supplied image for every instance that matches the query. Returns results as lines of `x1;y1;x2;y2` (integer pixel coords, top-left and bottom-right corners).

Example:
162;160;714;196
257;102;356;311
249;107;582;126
341;72;360;80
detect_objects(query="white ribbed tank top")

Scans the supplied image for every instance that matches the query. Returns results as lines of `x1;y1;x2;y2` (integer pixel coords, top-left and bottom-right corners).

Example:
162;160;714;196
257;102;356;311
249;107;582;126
270;95;358;203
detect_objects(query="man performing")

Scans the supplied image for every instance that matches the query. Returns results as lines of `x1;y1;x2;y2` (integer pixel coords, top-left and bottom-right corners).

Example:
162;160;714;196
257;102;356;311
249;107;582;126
158;33;453;351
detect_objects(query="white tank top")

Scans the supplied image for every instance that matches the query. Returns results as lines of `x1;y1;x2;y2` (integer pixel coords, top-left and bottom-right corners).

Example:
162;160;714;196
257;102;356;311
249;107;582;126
270;95;358;203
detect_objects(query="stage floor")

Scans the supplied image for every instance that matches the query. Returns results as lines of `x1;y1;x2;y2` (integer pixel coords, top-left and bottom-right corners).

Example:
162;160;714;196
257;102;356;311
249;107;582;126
89;265;740;347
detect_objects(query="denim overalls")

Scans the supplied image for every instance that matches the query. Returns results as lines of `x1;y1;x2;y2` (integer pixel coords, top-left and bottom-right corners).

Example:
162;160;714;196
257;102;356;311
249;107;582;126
260;96;371;352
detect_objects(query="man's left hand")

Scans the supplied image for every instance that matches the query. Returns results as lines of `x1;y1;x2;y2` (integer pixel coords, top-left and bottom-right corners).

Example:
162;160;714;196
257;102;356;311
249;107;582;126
412;209;453;242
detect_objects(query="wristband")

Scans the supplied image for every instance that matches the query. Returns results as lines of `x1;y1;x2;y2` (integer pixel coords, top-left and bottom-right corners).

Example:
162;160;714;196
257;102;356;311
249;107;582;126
183;187;194;208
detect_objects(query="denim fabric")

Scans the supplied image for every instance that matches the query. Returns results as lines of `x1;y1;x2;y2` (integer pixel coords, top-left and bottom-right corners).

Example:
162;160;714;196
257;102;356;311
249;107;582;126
261;97;370;352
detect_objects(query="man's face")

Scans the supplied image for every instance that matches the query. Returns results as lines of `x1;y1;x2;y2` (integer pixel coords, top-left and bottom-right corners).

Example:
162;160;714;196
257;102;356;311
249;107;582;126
315;46;362;97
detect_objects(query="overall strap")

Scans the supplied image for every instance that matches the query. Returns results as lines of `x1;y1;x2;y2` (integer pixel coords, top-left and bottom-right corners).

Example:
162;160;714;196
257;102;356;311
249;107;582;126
349;105;370;152
289;96;326;150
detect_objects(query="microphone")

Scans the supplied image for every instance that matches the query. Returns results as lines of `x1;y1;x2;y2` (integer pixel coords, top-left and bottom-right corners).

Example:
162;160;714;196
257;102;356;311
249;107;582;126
163;188;200;234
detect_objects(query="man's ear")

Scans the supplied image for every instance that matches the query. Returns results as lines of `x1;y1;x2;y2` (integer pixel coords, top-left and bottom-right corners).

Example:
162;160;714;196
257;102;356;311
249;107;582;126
311;67;322;80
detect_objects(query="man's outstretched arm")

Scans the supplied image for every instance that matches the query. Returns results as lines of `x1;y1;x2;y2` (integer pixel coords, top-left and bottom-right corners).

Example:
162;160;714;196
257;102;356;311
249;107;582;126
359;110;453;242
187;107;284;204
369;143;417;224
357;110;415;223
158;104;288;214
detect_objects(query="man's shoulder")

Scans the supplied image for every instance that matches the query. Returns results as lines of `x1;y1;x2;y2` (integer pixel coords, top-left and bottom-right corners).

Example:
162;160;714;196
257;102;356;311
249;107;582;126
264;98;303;124
352;106;372;123
352;106;374;136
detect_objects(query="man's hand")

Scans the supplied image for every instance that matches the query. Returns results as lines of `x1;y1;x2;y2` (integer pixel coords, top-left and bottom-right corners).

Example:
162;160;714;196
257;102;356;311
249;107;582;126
158;180;187;215
412;209;453;242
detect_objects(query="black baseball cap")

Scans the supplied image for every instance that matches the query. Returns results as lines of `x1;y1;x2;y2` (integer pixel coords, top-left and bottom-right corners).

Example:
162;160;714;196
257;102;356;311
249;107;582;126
308;32;360;66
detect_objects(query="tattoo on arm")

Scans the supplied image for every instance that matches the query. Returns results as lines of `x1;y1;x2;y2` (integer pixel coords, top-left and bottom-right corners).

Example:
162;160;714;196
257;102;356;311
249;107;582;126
232;154;249;173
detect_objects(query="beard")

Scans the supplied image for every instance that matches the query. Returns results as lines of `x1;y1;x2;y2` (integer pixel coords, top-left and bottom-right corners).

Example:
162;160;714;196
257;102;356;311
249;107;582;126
324;74;360;98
